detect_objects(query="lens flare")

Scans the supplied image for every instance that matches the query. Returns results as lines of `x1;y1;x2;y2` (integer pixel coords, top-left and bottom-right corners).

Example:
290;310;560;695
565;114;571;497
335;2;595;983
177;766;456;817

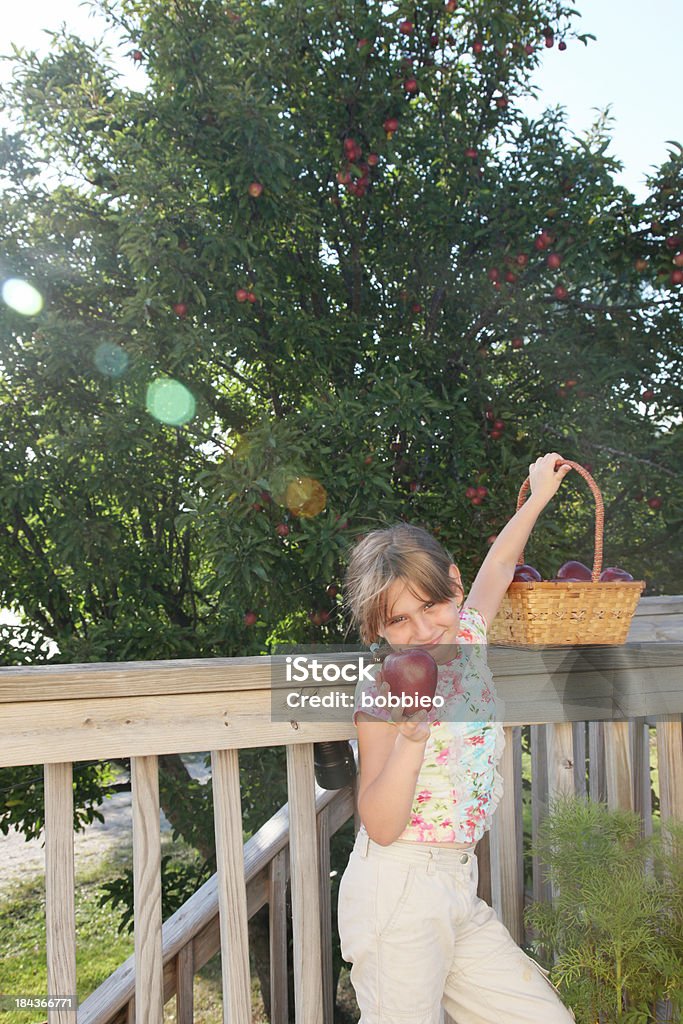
285;476;327;518
146;378;196;426
2;278;44;316
94;342;129;377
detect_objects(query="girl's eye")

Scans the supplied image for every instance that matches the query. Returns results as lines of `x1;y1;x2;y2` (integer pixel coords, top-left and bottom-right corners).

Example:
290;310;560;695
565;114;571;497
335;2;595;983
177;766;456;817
424;602;434;610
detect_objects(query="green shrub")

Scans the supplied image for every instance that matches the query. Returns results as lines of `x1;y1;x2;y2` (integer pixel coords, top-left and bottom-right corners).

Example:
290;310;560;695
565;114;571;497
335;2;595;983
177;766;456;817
526;797;683;1024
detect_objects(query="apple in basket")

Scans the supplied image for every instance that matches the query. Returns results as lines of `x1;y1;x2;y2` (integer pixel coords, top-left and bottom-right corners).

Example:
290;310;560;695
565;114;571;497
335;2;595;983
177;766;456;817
599;566;634;582
552;560;593;582
512;563;542;582
382;648;438;715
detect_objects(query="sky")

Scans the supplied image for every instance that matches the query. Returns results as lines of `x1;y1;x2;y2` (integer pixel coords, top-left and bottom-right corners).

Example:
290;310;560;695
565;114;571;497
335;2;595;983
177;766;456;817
0;0;681;199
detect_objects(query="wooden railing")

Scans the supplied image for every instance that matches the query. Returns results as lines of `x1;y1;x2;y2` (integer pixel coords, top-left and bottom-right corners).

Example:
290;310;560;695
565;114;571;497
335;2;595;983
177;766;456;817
0;595;681;1024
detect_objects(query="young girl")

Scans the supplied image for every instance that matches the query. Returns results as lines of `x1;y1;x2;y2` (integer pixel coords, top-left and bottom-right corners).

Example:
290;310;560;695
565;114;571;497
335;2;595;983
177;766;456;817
337;452;576;1024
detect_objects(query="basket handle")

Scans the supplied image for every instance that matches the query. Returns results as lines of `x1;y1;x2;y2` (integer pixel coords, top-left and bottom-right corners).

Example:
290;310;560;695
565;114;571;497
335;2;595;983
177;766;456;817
516;460;604;582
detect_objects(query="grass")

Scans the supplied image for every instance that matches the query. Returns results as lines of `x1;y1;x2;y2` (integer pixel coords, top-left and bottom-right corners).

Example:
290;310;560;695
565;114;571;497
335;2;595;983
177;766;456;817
0;836;261;1024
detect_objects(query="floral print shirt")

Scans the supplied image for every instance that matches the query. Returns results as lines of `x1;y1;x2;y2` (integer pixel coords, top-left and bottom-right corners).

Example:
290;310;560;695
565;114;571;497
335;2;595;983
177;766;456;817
353;606;505;845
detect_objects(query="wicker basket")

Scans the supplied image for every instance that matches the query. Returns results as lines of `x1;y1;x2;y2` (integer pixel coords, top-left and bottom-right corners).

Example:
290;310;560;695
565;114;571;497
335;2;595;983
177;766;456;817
488;461;646;646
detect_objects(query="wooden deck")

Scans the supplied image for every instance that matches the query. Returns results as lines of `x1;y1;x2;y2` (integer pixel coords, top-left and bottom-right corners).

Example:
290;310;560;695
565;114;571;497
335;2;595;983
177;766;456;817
0;594;681;1023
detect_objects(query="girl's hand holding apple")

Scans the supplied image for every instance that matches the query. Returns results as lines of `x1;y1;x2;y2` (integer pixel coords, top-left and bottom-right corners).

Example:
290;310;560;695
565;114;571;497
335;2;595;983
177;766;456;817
378;680;431;743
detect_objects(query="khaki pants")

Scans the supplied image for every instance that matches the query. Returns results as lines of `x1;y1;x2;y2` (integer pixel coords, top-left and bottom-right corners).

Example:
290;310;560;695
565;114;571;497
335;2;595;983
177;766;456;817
338;827;575;1024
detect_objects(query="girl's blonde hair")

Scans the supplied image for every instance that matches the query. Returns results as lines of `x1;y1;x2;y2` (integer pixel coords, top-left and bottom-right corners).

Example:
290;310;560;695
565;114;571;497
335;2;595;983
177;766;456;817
343;523;462;645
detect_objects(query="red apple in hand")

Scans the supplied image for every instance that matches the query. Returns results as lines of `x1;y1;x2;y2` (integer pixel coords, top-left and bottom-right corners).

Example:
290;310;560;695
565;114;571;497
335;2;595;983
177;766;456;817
556;560;592;581
382;648;438;716
599;567;634;582
512;563;542;582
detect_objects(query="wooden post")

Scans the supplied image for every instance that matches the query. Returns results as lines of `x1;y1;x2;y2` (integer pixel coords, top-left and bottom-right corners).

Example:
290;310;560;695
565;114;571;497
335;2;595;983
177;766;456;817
631;719;652;835
489;726;524;943
316;806;334;1024
44;762;77;1024
286;744;324;1024
588;722;606;803
130;755;164;1024
604;722;634;812
656;717;683;822
531;725;551;906
546;722;576;802
175;942;194;1024
572;722;587;797
211;748;252;1024
269;848;289;1024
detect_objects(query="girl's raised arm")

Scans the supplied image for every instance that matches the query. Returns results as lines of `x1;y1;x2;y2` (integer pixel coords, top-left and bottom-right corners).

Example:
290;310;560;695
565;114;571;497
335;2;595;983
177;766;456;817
464;453;572;629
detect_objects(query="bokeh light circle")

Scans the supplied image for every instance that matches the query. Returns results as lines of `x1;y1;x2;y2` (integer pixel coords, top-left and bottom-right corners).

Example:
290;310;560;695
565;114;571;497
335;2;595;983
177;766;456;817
285;477;327;518
146;378;196;426
1;278;44;316
94;342;129;377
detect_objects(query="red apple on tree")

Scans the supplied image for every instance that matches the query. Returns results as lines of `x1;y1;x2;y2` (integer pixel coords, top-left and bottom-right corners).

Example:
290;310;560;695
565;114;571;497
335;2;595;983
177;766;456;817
382;648;438;715
472;39;484;55
648;497;662;510
511;337;523;349
132;50;143;63
172;302;188;318
244;611;258;627
404;78;419;94
465;486;477;498
275;523;290;537
235;288;249;303
399;19;414;34
248;181;263;197
383;116;399;136
553;284;568;301
547;252;562;270
465;147;478;159
558;40;567;50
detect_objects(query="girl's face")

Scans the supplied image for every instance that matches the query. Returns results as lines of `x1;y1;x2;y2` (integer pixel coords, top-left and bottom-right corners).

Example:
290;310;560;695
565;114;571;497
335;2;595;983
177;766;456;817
380;565;464;662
